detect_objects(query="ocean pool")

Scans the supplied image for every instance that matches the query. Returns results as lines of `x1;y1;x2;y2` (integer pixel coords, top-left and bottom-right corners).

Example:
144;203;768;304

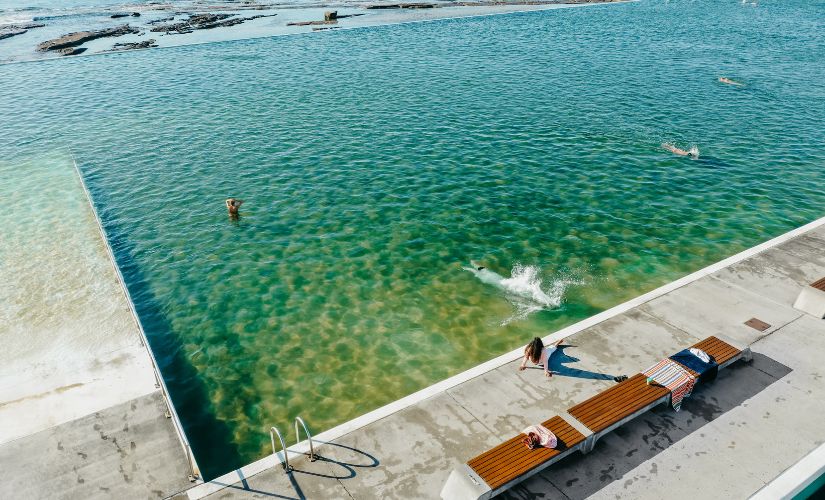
1;0;823;478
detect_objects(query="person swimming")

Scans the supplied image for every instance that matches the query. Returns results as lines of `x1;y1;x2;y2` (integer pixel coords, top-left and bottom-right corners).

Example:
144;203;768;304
467;261;505;288
662;143;699;158
225;198;244;218
718;77;744;86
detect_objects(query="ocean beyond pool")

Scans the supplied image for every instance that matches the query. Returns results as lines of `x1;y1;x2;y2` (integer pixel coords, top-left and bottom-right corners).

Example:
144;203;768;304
0;0;823;479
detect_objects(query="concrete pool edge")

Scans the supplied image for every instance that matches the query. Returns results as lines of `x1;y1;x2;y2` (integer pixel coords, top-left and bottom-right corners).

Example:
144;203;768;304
70;153;201;483
184;213;825;499
750;442;825;500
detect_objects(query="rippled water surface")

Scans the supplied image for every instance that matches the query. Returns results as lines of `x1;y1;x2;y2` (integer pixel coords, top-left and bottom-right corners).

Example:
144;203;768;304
1;0;824;478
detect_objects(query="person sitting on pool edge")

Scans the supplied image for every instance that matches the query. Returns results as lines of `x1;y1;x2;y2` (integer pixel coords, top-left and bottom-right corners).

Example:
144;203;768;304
519;336;565;377
519;336;629;383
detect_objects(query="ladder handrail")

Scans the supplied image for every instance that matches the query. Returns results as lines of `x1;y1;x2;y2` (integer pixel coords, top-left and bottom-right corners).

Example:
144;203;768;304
270;426;292;472
294;416;316;462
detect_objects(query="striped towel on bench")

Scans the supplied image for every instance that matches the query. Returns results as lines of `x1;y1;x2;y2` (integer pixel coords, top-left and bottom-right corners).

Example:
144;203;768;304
643;359;696;411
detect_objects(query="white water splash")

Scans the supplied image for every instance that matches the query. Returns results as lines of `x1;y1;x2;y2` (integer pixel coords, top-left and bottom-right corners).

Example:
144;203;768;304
465;262;578;325
688;145;700;158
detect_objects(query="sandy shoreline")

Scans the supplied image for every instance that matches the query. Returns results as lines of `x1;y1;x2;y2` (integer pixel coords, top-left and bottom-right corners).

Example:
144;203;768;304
0;0;627;64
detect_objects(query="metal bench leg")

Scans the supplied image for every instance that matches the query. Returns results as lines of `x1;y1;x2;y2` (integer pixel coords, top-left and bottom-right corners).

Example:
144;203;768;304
581;433;597;454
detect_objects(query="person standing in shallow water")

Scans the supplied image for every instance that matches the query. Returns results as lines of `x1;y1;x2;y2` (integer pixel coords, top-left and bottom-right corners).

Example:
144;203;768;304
225;198;243;218
519;337;565;377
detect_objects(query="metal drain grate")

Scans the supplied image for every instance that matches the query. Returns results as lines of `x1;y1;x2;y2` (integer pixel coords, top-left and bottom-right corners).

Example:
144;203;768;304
745;318;771;332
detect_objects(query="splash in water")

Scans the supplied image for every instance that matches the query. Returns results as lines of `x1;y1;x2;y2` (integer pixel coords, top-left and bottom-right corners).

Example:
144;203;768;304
662;142;700;158
688;145;700;158
465;262;576;325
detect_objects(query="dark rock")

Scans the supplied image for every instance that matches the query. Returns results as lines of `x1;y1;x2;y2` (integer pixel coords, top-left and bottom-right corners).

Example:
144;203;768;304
56;46;87;56
324;11;338;21
5;22;46;30
151;13;276;34
111;11;139;18
108;39;157;51
0;22;46;40
365;3;435;8
0;29;27;41
287;20;337;27
37;24;139;51
147;16;176;25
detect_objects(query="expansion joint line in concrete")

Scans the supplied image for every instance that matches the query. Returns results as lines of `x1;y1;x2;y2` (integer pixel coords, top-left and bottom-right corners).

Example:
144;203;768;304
333;477;357;500
541;475;574;500
445;391;499;438
706;274;805;325
636;308;699;344
747;316;807;382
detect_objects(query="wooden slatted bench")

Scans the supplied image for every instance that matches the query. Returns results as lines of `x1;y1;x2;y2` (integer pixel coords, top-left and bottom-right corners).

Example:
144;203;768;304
568;335;750;449
441;416;585;500
793;276;825;318
689;335;751;369
567;373;669;435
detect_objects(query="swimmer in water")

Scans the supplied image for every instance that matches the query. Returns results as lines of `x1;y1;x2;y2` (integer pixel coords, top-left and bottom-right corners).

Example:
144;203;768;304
225;198;244;218
718;77;744;86
662;143;699;158
468;261;505;288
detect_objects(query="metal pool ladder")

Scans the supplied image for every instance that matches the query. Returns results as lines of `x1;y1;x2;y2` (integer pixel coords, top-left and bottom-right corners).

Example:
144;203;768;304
270;426;292;472
270;416;317;475
295;416;317;462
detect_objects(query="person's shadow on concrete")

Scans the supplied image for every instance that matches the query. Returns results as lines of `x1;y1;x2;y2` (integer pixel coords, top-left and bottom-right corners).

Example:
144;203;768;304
530;345;620;381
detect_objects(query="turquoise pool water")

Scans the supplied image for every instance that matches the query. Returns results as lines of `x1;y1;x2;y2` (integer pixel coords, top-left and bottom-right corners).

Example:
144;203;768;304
1;0;824;479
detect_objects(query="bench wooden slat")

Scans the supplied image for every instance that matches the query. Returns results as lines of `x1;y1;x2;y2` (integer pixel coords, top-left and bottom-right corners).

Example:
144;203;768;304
468;416;582;470
467;437;522;470
569;374;668;433
583;386;669;432
480;429;583;488
470;417;582;475
568;374;666;422
692;336;741;365
471;424;583;475
467;416;585;490
565;374;645;417
811;277;825;291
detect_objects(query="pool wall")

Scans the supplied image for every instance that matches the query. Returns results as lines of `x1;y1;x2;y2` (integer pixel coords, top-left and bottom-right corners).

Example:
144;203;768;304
71;153;201;481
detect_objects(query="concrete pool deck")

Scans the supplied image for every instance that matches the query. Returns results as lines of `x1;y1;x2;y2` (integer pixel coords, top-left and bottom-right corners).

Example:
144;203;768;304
0;155;194;498
181;215;825;499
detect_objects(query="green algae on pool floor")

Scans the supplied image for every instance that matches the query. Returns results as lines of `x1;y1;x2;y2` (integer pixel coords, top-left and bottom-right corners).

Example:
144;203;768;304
1;0;824;479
